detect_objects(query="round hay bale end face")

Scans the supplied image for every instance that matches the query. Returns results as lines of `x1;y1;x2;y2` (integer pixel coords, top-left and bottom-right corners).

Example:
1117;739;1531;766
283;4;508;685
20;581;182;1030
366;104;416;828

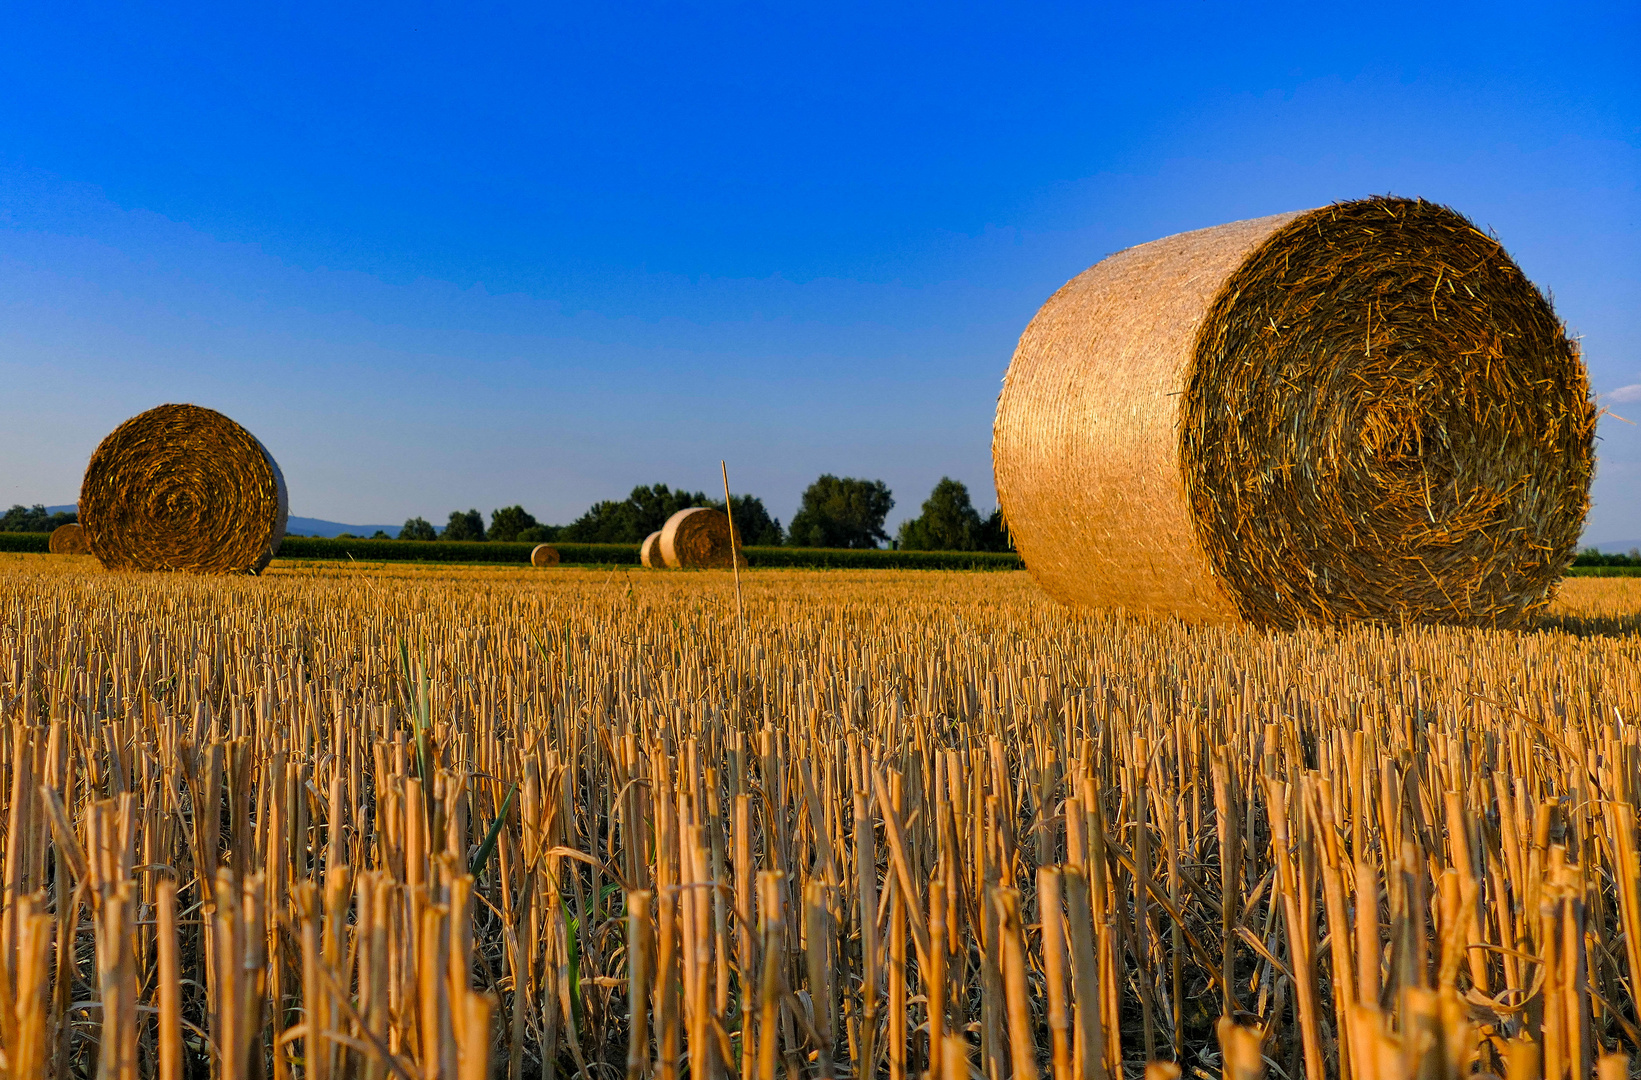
640;531;666;569
659;507;746;569
48;522;91;555
530;544;561;568
79;404;289;575
994;196;1593;629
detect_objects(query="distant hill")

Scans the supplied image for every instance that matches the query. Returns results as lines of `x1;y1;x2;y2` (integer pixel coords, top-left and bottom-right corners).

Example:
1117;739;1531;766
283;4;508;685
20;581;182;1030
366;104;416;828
284;517;403;538
45;505;402;538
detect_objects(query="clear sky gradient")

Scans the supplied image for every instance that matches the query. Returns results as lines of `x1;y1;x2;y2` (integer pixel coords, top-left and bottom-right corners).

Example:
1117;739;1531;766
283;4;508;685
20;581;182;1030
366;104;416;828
2;3;1637;539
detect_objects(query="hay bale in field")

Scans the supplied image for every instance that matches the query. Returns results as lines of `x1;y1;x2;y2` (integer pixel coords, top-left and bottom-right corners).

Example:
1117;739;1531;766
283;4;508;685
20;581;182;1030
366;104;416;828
993;196;1595;628
48;522;90;555
79;403;288;574
640;530;666;569
530;544;561;568
659;507;746;569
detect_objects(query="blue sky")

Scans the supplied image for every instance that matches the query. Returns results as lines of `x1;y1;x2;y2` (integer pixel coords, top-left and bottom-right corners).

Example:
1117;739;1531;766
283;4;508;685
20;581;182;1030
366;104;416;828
2;2;1637;539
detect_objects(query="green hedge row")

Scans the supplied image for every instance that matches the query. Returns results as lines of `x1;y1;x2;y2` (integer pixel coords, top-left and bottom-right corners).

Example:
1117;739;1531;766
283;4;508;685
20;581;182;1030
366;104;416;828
732;547;1021;570
274;536;1023;570
277;536;640;565
12;531;1637;575
0;533;50;553
1;530;1020;568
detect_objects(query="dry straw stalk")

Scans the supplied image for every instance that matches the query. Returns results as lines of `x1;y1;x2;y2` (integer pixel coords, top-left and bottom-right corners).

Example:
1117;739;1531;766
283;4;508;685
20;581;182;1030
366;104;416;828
994;197;1595;628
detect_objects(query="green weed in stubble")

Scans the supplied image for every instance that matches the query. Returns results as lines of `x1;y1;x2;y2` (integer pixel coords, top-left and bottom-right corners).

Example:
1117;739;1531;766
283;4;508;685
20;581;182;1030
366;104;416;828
471;782;518;880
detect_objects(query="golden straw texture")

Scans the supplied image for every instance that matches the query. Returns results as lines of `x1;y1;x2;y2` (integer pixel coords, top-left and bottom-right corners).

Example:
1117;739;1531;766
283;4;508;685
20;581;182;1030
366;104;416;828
659;507;745;569
79;403;288;575
640;530;666;569
530;544;561;568
47;522;90;555
994;196;1594;628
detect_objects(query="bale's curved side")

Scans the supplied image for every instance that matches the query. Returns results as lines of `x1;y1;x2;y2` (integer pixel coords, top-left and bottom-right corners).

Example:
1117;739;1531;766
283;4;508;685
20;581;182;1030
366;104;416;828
993;211;1301;621
530;544;561;568
993;196;1594;628
79;404;288;575
640;531;666;569
48;523;90;555
659;507;745;569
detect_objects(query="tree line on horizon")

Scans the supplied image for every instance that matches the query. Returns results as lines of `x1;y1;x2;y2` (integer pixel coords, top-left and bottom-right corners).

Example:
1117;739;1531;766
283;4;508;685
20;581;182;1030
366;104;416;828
11;495;1637;562
362;475;1012;551
0;505;78;533
2;475;1010;553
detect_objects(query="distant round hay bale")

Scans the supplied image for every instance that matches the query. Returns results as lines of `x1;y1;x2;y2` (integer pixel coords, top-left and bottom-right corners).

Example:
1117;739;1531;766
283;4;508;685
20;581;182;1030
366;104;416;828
530;544;561;568
640;530;667;569
48;522;90;555
993;196;1594;629
79;404;288;574
659;507;746;569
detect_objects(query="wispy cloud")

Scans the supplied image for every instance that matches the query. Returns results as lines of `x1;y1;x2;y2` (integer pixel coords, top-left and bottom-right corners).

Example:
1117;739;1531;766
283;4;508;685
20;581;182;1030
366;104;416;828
1604;384;1641;404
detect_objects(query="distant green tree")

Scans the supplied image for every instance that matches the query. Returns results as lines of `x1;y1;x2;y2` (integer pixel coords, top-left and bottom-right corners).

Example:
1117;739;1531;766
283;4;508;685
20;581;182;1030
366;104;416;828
336;532;358;540
725;494;783;546
897;478;981;550
559;484;784;544
786;476;893;549
444;509;486;541
1;504;77;532
517;524;560;543
974;508;1012;552
370;530;391;540
488;505;539;543
561;484;709;543
1574;547;1641;568
895;479;1013;552
400;516;437;541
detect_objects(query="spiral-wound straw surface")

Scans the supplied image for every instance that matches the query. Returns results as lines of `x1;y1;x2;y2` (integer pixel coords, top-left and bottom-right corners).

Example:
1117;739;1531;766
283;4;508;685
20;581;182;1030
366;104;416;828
47;522;90;555
659;507;745;569
79;403;288;574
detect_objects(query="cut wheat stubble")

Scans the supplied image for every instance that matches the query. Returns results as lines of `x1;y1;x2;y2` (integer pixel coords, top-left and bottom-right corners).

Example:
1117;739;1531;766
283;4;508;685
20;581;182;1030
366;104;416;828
0;565;1635;1080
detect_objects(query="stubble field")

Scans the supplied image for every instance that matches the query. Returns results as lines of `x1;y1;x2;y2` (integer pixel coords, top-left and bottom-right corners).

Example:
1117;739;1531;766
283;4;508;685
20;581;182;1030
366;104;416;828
1;555;1639;1079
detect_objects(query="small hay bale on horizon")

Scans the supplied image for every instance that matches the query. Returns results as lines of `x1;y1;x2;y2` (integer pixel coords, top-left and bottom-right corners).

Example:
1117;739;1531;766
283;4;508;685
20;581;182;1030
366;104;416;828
640;530;666;569
530;544;561;568
79;403;288;575
659;507;746;570
992;195;1594;629
48;522;91;555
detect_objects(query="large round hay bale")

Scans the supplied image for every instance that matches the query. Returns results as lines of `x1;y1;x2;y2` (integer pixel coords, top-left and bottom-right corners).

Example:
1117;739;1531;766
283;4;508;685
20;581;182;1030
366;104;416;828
48;522;90;555
79;404;289;574
659;507;746;569
530;544;561;568
640;530;666;569
993;196;1594;629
